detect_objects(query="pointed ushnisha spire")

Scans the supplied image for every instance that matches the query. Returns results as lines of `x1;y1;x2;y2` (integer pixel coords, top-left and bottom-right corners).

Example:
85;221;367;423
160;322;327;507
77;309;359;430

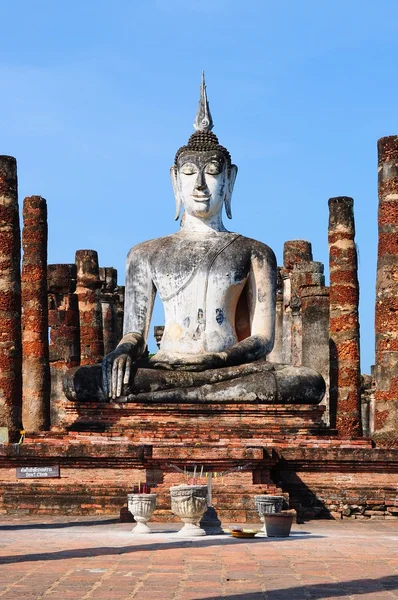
193;71;214;132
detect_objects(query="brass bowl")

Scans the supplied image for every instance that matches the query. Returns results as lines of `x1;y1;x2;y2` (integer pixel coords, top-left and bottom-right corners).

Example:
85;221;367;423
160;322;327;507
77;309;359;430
230;529;259;539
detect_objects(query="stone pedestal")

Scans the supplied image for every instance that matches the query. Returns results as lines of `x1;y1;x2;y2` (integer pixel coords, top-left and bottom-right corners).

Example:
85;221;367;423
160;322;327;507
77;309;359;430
170;485;208;537
200;506;223;535
127;493;157;534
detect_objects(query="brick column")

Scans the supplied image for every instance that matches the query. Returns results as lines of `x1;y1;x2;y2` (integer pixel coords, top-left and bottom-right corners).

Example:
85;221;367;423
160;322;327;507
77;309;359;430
374;137;398;444
21;196;50;432
48;264;80;426
328;196;361;437
75;250;104;365
99;267;118;355
283;240;313;270
0;156;22;440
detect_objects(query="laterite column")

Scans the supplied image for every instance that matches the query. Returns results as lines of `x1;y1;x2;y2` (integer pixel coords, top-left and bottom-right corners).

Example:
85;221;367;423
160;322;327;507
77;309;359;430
374;137;398;444
99;267;118;355
328;197;361;436
75;250;104;364
22;196;50;431
281;240;313;365
0;156;22;440
48;264;80;425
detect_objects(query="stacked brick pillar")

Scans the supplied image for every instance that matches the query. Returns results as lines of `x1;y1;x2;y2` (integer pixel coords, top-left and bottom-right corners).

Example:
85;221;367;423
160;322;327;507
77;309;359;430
48;264;80;425
99;267;119;355
328;197;361;437
374;137;398;445
75;250;104;365
0;156;22;440
21;196;51;432
270;240;330;423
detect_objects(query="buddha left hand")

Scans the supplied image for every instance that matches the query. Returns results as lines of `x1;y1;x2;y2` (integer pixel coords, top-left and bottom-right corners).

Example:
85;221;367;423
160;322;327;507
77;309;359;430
101;333;145;399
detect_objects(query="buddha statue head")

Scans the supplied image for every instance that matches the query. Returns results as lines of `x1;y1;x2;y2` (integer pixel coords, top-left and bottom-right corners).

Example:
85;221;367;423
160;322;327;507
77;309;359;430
171;72;238;222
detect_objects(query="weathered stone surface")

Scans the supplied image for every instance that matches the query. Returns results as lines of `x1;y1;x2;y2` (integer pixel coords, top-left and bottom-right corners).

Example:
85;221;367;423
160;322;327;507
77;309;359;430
0;156;22;440
21;196;50;432
75;250;104;365
374;136;398;446
328;197;361;437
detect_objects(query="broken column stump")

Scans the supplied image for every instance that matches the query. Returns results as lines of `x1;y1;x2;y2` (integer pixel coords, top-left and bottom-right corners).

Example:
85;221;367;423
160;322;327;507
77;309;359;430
328;196;361;437
374;137;398;445
21;196;50;432
0;156;22;440
75;250;104;365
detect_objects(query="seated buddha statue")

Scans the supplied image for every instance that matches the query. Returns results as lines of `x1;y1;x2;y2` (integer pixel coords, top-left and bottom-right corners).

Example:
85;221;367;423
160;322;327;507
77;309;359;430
64;74;325;405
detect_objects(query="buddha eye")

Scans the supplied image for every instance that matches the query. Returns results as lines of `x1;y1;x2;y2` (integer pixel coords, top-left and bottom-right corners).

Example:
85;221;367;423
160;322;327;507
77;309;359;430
205;162;221;175
181;163;197;175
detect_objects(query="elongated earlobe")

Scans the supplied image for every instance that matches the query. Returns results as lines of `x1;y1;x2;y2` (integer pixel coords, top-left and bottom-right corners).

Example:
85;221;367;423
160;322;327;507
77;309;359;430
170;166;182;221
224;164;238;220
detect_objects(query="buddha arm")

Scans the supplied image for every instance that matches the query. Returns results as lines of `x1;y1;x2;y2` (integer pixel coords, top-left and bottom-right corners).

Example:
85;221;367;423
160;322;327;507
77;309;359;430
102;244;156;398
222;244;277;366
121;244;156;351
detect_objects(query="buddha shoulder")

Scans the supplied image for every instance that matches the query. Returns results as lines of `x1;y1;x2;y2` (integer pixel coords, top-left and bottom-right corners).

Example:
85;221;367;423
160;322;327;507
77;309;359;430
233;235;277;267
126;234;178;264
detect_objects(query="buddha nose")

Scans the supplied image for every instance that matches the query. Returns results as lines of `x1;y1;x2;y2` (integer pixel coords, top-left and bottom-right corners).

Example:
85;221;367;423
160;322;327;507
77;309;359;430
195;169;207;191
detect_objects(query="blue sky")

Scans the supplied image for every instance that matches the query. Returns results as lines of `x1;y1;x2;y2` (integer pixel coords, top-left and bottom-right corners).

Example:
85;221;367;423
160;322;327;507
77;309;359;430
1;0;397;370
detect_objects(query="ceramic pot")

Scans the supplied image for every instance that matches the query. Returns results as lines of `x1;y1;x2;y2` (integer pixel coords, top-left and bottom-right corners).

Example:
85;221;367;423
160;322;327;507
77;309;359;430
127;493;157;534
170;485;208;537
264;512;294;537
254;495;284;536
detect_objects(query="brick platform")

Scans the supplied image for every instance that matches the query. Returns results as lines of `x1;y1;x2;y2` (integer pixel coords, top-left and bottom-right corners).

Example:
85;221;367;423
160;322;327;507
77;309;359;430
1;432;397;521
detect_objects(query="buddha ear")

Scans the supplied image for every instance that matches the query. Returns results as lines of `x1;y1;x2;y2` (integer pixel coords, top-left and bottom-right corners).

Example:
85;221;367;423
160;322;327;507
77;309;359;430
224;164;238;220
170;165;182;221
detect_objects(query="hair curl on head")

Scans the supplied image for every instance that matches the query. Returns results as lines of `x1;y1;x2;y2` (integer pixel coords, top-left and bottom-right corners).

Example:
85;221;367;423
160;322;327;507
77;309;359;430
174;131;232;172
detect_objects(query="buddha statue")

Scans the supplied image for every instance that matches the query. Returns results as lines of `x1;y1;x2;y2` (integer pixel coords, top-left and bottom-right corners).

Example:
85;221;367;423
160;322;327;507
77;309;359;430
64;74;325;405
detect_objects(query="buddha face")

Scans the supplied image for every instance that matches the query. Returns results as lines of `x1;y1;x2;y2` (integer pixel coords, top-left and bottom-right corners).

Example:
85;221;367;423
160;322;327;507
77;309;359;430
171;151;237;221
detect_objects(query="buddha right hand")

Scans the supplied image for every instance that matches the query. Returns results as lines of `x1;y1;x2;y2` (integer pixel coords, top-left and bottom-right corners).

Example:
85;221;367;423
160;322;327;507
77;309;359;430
101;333;145;399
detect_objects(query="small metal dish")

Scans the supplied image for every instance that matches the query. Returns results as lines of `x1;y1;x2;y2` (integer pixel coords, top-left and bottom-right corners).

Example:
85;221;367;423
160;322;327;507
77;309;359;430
230;529;259;538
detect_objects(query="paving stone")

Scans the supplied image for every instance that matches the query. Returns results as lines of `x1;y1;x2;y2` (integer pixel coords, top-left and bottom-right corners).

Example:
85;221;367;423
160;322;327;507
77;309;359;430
0;517;398;599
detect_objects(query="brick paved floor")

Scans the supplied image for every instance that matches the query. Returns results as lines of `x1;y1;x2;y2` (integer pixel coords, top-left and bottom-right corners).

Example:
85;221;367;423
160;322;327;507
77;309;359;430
0;516;398;599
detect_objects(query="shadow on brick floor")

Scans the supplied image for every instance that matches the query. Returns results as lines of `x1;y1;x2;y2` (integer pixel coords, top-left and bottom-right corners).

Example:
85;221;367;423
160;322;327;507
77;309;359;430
0;517;119;530
0;533;325;565
194;574;398;599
